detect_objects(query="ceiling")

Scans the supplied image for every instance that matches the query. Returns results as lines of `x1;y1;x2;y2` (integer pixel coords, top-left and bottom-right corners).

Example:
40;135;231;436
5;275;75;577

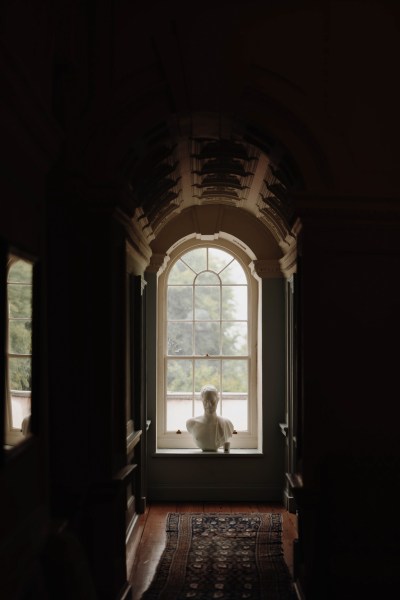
122;114;302;245
59;1;334;250
57;0;389;251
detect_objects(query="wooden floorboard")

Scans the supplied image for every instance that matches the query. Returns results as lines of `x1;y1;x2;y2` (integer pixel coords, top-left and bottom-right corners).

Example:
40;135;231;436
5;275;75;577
128;502;297;600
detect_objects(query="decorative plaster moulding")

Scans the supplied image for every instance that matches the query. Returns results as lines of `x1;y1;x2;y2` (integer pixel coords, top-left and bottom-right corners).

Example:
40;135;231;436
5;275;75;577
169;233;197;253
130;115;304;274
129;112;300;246
151;199;183;238
218;231;257;259
195;233;220;241
277;220;301;278
279;246;297;279
148;230;260;277
251;259;283;279
147;252;169;274
133;207;155;244
115;207;152;271
125;239;151;273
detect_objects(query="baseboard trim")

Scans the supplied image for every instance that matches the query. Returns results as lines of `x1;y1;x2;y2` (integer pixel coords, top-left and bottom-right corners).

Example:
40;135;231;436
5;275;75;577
126;513;139;545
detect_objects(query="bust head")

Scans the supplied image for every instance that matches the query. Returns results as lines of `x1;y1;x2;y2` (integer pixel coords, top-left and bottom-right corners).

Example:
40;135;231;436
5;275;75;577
186;384;234;451
200;384;219;415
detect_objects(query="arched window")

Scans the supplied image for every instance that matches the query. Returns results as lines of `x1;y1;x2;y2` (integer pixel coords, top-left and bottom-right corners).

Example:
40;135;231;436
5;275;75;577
157;242;259;449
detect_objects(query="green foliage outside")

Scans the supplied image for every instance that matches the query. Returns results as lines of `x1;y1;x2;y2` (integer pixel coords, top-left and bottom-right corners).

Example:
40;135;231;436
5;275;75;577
166;248;249;397
8;259;32;391
167;358;248;394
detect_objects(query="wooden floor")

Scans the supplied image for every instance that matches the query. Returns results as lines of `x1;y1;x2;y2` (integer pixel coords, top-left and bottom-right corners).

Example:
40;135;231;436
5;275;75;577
127;502;298;600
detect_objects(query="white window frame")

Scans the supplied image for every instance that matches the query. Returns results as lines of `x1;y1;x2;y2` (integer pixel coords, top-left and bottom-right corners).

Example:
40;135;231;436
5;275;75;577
157;238;260;450
5;254;33;446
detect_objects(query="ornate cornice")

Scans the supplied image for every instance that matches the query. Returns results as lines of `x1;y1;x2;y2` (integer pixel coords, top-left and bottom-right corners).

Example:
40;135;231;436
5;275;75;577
118;115;302;246
279;244;297;279
257;206;292;247
191;138;259;206
125;140;183;231
251;259;283;279
146;252;169;274
278;219;300;278
115;207;152;271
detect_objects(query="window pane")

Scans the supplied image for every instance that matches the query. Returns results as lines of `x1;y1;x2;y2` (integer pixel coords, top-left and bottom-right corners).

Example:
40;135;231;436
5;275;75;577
181;248;206;273
195;286;220;320
167;286;192;320
222;322;247;355
9;356;32;391
222;286;247;320
208;248;233;273
195;271;219;285
221;397;248;430
167;359;193;393
194;396;203;416
8;260;32;284
166;397;192;431
8;283;32;318
11;391;31;429
222;360;248;393
220;260;247;284
168;260;195;284
194;359;220;392
168;322;193;355
195;322;220;355
8;320;32;354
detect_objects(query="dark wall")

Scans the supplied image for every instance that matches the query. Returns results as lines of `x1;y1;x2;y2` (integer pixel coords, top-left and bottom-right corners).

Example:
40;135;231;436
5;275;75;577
145;274;287;501
1;2;400;599
0;3;59;598
292;209;400;597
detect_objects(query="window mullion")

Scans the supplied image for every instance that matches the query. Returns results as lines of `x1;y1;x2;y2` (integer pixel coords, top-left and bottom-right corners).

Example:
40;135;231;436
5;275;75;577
192;278;195;417
219;274;222;416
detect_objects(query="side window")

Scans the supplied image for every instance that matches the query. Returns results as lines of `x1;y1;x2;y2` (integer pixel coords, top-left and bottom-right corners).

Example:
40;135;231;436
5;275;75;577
5;256;33;446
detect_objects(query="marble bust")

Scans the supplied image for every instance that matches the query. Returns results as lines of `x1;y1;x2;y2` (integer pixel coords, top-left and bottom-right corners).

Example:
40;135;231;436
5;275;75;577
186;385;234;451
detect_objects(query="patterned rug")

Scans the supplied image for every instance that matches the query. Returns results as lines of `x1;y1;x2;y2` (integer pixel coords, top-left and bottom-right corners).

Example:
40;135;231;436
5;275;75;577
142;513;296;599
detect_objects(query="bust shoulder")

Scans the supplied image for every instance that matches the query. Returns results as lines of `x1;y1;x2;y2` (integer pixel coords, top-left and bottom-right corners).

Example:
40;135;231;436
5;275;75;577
217;416;234;434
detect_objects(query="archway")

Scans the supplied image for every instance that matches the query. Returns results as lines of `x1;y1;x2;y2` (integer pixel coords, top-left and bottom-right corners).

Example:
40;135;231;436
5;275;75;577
127;119;303;502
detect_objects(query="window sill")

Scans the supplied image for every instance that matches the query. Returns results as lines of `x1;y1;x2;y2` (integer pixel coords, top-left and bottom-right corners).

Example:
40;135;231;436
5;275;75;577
3;434;34;460
153;448;263;457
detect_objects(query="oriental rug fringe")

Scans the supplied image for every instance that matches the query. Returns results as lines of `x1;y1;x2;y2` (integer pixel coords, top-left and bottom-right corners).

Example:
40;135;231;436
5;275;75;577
142;513;296;599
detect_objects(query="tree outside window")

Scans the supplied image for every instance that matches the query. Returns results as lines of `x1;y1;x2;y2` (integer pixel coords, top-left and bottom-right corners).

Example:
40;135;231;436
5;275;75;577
165;247;249;434
6;257;32;436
